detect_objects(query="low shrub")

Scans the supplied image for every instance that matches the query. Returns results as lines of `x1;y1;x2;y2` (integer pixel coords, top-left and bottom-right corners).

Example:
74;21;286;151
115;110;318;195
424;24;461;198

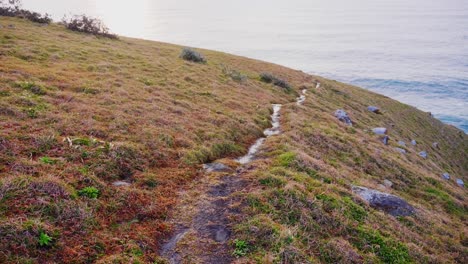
180;48;206;63
0;0;51;24
260;72;292;91
62;15;118;39
78;186;99;199
222;65;247;82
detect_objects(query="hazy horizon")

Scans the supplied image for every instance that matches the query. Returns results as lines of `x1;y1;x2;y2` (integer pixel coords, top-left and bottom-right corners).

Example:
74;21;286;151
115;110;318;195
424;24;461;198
22;0;468;132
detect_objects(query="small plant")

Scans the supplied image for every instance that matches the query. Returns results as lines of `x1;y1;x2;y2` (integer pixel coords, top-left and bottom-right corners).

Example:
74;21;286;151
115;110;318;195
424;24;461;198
232;239;249;257
39;156;56;165
222;65;247;82
16;81;46;95
62;15;118;39
38;231;52;247
25;107;38;118
180;48;206;63
143;175;158;188
259;72;291;90
277;152;296;167
78;186;99;199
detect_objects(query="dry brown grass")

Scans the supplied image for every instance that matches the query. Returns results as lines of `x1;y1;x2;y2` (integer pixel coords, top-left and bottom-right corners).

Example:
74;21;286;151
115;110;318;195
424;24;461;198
0;17;466;263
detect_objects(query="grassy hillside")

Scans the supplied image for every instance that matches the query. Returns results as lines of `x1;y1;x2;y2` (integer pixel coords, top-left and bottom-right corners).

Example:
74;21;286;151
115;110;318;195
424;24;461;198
0;17;466;263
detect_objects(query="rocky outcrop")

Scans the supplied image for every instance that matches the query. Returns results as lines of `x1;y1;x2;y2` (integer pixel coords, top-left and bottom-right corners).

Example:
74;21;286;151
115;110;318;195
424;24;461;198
352;186;415;216
334;109;352;126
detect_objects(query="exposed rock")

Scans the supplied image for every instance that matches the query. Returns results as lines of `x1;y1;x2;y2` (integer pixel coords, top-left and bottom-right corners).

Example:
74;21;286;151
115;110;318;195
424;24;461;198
352;186;415;216
334;109;352;126
112;181;131;187
395;147;406;154
367;106;381;113
398;141;406;147
372;127;387;135
411;139;417;146
419;151;428;158
456;179;464;187
203;163;232;173
442;173;450;180
383;180;393;188
382;135;389;145
432;142;439;149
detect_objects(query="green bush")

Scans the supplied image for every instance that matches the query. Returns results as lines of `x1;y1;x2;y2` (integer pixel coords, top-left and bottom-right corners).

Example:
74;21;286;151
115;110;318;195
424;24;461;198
78;186;99;199
180;48;206;63
259;73;291;90
277;152;296;167
352;226;411;263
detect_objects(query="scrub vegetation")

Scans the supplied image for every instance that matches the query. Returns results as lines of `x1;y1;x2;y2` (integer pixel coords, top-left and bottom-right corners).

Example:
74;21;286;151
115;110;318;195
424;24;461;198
0;15;466;264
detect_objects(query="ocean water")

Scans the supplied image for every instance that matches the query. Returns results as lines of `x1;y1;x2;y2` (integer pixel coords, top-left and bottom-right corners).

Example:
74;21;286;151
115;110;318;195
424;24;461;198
22;0;468;132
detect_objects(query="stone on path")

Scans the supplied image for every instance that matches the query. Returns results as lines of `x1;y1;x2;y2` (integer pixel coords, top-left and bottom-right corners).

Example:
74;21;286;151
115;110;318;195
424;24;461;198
112;181;131;187
352;186;415;216
203;163;232;173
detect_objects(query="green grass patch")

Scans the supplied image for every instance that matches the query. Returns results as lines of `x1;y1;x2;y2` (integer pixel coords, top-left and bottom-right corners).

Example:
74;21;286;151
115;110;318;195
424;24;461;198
277;152;296;167
352;226;411;263
343;197;367;222
78;187;99;199
259;176;286;188
38;156;56;165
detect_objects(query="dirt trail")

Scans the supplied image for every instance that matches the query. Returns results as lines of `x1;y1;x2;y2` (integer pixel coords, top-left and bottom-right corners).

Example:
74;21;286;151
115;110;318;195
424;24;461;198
160;94;307;263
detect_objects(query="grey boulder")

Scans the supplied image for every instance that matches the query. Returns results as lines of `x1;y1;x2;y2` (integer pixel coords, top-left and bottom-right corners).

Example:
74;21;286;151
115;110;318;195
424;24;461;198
334;109;352;126
456;179;464;187
442;173;450;180
367;106;381;113
352;186;415;216
395;147;406;154
372;127;387;135
382;135;390;145
398;141;406;147
411;140;417;146
419;151;428;158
